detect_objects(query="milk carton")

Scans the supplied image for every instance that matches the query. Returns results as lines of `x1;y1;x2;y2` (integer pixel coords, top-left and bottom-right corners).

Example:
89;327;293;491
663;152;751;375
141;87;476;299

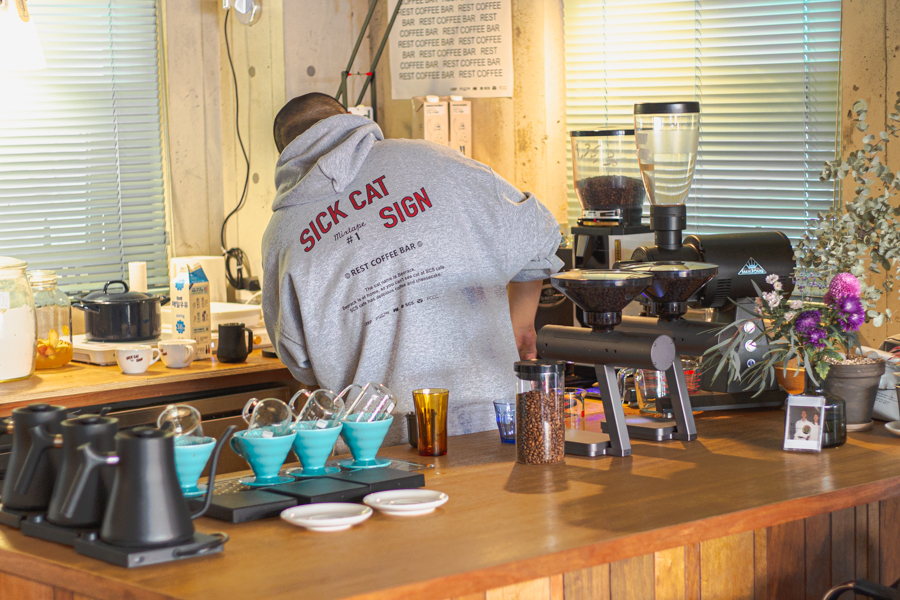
445;95;472;157
170;264;211;360
411;96;449;146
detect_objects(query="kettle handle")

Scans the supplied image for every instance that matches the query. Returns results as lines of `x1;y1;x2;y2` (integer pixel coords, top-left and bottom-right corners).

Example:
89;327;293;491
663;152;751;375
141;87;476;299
191;425;237;520
60;444;119;520
14;426;63;495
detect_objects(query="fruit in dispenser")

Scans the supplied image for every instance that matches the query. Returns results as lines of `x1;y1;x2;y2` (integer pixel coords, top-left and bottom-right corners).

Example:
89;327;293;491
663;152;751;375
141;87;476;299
35;326;73;369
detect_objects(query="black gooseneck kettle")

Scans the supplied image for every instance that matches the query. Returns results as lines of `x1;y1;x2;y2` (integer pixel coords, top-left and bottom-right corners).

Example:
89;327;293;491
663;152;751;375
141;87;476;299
14;415;118;528
62;425;235;548
1;404;67;511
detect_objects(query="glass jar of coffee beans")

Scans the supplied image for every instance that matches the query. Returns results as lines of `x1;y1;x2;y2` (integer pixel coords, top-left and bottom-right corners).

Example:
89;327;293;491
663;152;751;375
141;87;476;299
514;360;566;464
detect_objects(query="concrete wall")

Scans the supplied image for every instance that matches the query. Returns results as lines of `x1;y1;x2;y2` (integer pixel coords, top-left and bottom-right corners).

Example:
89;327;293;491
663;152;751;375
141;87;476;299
369;0;570;226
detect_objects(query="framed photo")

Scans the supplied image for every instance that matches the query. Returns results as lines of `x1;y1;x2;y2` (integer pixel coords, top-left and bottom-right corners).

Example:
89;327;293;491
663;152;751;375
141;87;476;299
784;395;826;452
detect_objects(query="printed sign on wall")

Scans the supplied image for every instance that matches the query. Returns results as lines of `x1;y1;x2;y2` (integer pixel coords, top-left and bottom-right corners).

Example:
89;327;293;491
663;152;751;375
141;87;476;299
387;0;513;99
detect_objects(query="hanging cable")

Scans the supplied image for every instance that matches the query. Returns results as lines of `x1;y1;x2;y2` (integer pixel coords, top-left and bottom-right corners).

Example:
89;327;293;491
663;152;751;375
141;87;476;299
221;8;251;290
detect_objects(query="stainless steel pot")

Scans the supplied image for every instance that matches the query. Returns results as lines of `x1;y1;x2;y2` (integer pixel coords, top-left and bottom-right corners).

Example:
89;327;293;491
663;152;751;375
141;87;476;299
72;280;170;342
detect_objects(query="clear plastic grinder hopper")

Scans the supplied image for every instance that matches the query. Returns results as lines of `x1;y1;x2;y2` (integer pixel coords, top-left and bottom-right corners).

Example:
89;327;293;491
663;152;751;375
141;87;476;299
633;102;700;254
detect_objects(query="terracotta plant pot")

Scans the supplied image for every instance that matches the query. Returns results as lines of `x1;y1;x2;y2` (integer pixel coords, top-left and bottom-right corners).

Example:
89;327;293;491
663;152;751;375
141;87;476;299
822;361;885;430
775;360;805;395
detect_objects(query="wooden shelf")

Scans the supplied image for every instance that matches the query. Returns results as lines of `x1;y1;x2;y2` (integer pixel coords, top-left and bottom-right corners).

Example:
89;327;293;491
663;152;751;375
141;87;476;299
0;350;295;414
2;409;900;599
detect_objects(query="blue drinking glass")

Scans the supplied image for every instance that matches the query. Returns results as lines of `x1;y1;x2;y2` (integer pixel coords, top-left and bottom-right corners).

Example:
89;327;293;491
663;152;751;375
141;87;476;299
493;401;516;444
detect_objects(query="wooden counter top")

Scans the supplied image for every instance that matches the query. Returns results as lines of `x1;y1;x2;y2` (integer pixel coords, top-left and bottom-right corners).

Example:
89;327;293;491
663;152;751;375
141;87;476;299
0;351;294;414
3;409;900;600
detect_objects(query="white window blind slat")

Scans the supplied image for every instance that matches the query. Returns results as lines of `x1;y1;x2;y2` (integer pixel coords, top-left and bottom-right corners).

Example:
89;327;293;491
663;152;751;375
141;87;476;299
0;0;169;293
563;0;841;234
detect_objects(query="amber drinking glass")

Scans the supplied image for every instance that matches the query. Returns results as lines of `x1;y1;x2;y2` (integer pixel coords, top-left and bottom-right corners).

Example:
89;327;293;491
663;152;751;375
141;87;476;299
413;388;449;456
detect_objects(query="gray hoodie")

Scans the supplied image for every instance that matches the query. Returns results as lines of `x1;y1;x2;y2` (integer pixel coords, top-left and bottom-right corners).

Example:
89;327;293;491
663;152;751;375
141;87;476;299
262;114;562;444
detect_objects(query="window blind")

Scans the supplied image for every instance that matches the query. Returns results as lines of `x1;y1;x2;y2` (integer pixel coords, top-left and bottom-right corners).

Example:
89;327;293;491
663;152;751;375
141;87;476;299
563;0;841;238
0;0;169;294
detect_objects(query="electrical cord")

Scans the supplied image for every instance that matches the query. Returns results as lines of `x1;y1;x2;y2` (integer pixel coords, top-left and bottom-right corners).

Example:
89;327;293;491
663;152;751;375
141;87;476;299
221;8;251;290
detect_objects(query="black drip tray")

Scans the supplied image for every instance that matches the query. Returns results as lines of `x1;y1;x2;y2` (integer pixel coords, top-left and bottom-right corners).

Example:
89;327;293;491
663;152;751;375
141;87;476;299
73;532;227;568
21;514;97;546
0;505;41;529
192;467;427;524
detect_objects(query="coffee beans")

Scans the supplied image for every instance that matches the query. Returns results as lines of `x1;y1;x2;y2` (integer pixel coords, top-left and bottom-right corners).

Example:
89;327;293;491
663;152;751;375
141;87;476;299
577;175;645;210
516;390;565;464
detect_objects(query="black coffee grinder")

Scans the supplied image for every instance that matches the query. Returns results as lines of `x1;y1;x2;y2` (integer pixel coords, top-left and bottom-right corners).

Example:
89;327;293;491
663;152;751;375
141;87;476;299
612;101;795;409
536;270;697;457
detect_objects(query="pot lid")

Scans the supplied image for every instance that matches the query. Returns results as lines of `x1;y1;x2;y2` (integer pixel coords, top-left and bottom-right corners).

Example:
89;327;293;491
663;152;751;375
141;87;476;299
80;280;160;304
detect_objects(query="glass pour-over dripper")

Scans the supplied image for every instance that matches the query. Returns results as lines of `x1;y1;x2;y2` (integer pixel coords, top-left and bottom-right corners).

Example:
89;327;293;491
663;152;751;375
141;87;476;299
157;404;204;440
242;397;293;437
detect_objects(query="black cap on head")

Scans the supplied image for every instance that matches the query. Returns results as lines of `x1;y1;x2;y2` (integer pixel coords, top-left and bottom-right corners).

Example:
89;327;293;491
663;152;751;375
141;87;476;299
273;93;348;153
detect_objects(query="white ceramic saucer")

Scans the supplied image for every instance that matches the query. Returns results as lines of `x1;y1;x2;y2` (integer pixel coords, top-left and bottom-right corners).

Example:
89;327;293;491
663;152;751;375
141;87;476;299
847;421;873;432
885;421;900;437
363;489;448;517
280;503;373;532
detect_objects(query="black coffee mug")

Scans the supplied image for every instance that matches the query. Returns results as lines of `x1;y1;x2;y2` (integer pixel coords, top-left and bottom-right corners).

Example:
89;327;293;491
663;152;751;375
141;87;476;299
217;323;253;363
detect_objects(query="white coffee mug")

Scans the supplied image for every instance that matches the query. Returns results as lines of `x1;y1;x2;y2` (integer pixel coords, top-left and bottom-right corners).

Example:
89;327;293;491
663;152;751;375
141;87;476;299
158;339;196;369
115;345;161;375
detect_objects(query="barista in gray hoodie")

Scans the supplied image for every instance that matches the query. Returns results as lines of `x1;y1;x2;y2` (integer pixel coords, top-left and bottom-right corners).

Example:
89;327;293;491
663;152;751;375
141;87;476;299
263;93;562;443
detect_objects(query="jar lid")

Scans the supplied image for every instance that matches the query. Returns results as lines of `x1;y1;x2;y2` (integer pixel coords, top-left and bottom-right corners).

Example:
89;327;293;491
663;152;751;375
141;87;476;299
570;129;634;137
27;270;57;286
0;257;27;271
514;359;566;376
634;101;700;115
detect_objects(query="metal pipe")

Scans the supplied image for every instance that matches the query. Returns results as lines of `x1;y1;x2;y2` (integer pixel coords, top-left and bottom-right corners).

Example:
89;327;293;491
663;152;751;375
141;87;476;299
617;316;720;356
336;0;379;106
537;326;675;371
356;0;404;106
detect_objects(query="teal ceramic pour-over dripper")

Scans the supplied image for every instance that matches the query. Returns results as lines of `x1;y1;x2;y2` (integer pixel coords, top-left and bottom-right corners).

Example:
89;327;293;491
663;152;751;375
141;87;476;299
173;436;215;498
286;423;343;477
229;429;297;486
339;416;393;470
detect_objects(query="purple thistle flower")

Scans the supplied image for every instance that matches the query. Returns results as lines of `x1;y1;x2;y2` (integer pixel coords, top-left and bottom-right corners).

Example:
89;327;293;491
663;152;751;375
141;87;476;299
794;310;821;335
835;294;866;332
806;326;827;349
825;273;861;305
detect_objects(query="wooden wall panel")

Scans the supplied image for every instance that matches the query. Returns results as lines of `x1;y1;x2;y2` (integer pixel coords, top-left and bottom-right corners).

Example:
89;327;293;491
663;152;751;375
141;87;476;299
563;564;610;600
767;520;806;599
881;497;900;587
699;531;754;600
610;553;655;600
754;528;768;600
833;507;857;588
485;577;552;600
685;543;701;600
805;513;832;600
654;546;685;600
0;573;53;600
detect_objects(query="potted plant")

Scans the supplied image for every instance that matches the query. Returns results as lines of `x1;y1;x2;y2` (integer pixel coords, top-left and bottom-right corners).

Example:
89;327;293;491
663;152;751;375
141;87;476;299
704;273;883;431
706;95;900;430
794;94;900;322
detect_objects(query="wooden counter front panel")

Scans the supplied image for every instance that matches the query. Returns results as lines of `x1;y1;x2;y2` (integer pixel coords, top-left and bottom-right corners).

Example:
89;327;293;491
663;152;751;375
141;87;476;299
437;498;900;600
2;499;896;600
